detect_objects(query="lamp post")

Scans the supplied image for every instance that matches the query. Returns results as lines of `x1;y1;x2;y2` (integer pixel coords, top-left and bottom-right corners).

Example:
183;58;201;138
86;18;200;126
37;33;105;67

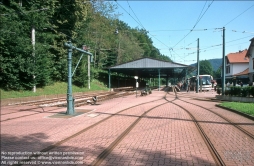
134;76;138;97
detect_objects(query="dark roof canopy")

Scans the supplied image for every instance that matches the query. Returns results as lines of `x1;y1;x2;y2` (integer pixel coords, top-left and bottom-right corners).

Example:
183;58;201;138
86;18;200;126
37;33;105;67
108;57;194;78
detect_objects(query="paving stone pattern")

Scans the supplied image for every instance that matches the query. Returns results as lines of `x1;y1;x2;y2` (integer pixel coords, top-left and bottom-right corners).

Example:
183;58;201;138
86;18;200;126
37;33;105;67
1;91;253;166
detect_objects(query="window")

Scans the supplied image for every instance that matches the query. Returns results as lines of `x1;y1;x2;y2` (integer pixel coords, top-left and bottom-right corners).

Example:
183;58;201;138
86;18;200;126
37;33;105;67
226;66;230;74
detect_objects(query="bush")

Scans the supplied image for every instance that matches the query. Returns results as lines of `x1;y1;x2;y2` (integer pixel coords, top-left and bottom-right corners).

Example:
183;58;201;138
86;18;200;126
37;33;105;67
216;86;254;97
225;90;229;96
231;86;241;96
241;88;248;97
227;86;253;97
250;87;254;97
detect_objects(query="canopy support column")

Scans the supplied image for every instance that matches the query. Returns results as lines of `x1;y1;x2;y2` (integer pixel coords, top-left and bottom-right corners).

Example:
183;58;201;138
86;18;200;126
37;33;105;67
166;75;169;87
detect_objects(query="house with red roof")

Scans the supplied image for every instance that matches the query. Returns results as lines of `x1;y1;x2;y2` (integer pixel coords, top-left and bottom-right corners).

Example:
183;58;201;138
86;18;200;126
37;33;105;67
245;37;254;84
225;49;249;79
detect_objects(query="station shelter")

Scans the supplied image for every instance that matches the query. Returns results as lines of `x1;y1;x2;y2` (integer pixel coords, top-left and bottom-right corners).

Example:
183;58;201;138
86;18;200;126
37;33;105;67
107;57;194;90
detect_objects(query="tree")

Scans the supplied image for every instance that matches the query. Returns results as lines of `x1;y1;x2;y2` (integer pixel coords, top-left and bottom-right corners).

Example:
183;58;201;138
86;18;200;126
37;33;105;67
0;0;173;91
0;0;56;90
213;67;221;79
199;60;213;76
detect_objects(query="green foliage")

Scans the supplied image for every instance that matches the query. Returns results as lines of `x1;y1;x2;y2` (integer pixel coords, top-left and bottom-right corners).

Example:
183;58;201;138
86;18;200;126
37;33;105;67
229;86;241;96
72;55;88;88
223;86;254;97
0;0;58;90
0;0;172;91
241;88;248;97
213;67;221;79
199;60;213;75
249;86;254;97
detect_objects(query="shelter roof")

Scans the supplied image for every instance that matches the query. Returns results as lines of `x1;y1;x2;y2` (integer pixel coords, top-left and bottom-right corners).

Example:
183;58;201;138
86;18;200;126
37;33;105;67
108;57;194;78
109;57;188;69
234;68;249;76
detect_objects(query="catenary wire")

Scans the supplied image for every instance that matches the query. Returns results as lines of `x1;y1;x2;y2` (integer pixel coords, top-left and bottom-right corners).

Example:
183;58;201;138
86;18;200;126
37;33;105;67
224;4;254;26
115;1;172;55
171;0;214;49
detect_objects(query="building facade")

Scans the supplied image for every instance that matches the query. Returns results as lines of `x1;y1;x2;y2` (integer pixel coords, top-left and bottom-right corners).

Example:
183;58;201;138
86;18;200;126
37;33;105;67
246;38;254;84
225;49;249;78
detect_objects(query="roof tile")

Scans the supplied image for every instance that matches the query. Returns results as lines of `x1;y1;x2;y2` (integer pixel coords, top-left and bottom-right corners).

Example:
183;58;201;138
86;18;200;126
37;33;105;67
227;49;249;63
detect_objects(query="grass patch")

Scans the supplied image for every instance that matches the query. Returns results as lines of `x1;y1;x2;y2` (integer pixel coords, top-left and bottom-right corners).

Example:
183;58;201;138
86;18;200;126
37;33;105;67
1;80;108;99
219;102;254;116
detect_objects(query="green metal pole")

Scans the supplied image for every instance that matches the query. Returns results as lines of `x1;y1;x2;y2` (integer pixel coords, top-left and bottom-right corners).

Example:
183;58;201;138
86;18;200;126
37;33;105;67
196;38;199;93
185;68;187;91
64;42;93;115
66;41;74;115
222;27;225;95
158;69;160;91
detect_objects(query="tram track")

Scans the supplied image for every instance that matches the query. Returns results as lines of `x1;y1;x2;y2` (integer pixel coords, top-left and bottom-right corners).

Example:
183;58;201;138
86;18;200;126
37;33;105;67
167;87;254;165
3;92;119;107
1;91;134;122
91;90;226;165
28;90;224;166
1;106;45;116
165;90;225;166
1;92;111;114
15;95;167;166
185;100;254;139
0;107;61;122
171;89;254;139
8;88;253;166
90;101;169;166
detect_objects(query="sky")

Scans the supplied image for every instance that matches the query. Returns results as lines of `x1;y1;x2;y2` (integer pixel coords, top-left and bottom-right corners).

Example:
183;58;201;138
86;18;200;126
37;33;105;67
113;1;254;65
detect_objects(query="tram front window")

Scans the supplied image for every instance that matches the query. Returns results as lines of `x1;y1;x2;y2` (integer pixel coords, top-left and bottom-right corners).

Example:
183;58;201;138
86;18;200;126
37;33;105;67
201;76;211;85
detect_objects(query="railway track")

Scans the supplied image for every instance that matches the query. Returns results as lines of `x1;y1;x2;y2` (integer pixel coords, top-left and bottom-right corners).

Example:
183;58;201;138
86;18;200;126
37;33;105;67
15;96;167;166
171;87;254;139
1;91;134;122
90;101;169;166
16;92;118;107
166;90;225;165
0;107;62;122
168;86;254;165
82;87;252;165
3;88;253;165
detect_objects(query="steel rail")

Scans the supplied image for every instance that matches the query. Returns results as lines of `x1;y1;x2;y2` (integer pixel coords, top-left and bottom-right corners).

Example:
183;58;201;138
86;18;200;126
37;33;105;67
168;87;226;166
90;101;169;166
15;96;165;166
169;90;254;140
1;92;128;117
179;98;254;140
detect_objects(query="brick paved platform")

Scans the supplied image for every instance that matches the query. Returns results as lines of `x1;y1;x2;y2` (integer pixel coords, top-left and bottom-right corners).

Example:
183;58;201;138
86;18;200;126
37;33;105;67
1;90;253;166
